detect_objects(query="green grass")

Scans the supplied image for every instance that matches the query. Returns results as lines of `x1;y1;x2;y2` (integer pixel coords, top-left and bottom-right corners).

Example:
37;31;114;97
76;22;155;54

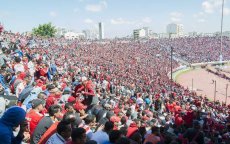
173;68;194;82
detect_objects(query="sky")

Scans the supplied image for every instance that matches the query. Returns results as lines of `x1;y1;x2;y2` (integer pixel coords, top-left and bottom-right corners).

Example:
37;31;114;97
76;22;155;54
0;0;230;38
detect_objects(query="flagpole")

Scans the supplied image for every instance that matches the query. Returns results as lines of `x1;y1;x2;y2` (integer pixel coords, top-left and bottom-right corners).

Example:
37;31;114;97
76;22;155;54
220;0;224;63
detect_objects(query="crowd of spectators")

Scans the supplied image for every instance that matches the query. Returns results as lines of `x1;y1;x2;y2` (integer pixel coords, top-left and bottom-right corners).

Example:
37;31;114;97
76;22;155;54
152;37;230;63
0;27;229;144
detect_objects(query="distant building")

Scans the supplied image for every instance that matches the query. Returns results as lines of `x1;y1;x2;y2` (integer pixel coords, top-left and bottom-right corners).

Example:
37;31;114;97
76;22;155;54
188;32;198;37
83;29;99;40
223;31;230;37
133;28;146;39
177;24;184;37
56;27;71;38
64;32;85;40
158;33;169;38
149;33;159;39
143;27;150;37
98;22;104;40
166;23;184;37
214;31;230;37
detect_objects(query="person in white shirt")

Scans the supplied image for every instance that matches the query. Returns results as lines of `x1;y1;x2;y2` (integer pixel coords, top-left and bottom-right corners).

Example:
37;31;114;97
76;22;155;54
14;57;25;73
28;59;35;76
91;121;114;144
46;121;72;144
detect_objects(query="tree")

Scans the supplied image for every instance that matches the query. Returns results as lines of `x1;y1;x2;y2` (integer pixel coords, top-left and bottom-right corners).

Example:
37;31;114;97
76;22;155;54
32;23;56;37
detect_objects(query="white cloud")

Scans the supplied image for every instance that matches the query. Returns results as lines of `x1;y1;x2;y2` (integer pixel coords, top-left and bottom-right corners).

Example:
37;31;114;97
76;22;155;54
202;1;214;13
170;12;183;22
110;18;134;25
49;11;57;17
193;12;205;18
202;0;224;14
84;18;93;24
85;1;107;12
142;17;152;23
224;7;230;15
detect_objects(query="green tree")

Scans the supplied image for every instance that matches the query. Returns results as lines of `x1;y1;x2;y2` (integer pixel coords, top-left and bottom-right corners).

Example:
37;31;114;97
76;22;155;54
32;23;56;37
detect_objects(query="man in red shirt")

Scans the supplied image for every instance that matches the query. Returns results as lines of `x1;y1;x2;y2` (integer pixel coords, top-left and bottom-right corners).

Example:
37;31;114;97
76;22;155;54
175;113;184;127
26;99;44;135
74;76;95;106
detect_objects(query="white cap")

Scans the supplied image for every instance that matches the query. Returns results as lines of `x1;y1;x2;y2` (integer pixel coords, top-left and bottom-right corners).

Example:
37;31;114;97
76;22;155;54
81;76;87;82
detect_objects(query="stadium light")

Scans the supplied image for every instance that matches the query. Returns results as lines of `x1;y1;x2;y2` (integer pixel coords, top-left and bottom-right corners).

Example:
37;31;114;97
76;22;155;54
220;0;224;63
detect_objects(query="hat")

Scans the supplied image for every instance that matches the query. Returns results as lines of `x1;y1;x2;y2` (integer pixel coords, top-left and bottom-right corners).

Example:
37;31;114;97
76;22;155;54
31;99;45;108
68;96;76;103
63;87;71;94
81;76;87;82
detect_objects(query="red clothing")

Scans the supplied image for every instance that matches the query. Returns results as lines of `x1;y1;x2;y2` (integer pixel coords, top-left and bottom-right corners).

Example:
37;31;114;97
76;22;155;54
38;122;59;144
74;81;95;97
174;105;182;114
126;123;138;138
74;100;87;111
167;103;174;113
144;134;161;144
66;141;74;144
26;109;43;135
175;114;183;127
114;107;121;115
183;110;194;127
40;67;48;76
45;95;58;109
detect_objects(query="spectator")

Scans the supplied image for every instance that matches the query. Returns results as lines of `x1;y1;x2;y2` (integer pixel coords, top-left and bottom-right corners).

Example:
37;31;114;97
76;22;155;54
0;106;26;144
183;120;204;144
144;126;161;144
67;127;86;144
106;130;122;144
26;99;44;135
116;137;131;144
13;56;25;73
74;76;95;106
91;121;114;144
79;114;96;140
46;120;72;144
31;104;62;144
0;48;10;67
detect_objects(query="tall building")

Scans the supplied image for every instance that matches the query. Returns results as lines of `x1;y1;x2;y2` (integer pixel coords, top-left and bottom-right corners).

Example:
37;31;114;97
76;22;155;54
98;22;104;40
143;27;150;37
133;28;146;39
166;23;184;37
177;24;184;37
